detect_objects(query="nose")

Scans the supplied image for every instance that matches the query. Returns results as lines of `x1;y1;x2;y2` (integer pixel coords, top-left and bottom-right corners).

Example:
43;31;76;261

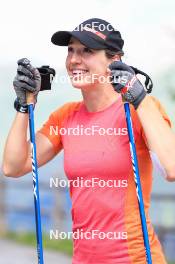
70;51;82;64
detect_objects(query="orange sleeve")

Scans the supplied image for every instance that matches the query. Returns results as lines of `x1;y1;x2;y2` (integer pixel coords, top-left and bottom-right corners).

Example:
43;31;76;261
38;108;63;154
141;96;171;144
130;96;171;145
38;101;82;154
148;96;171;127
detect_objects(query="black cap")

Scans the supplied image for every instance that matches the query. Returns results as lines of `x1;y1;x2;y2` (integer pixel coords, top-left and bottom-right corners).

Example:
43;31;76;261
51;18;124;55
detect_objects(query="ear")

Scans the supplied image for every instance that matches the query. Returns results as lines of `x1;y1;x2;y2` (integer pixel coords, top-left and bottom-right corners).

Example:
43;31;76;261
111;54;121;62
106;54;122;74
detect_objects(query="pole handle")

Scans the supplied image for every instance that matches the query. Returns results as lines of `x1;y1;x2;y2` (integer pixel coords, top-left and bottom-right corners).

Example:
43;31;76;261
26;92;35;105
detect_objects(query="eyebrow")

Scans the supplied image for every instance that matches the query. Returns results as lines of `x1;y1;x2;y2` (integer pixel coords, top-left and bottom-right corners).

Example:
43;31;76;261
68;41;86;48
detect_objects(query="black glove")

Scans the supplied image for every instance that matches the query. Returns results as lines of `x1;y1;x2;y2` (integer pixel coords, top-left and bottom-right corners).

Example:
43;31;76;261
109;61;147;109
13;58;41;108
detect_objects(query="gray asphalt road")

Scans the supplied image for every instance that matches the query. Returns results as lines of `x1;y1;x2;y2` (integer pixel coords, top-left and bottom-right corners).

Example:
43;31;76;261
0;239;72;264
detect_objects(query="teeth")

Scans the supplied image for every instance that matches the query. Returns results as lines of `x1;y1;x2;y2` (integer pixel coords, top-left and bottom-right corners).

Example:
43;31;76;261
72;70;88;74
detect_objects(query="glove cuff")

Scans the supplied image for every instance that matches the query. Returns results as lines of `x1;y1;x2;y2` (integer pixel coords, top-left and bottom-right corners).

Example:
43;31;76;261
133;90;147;109
14;98;28;113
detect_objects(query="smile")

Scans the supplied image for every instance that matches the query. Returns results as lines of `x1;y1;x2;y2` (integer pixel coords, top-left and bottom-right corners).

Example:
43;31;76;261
71;69;89;75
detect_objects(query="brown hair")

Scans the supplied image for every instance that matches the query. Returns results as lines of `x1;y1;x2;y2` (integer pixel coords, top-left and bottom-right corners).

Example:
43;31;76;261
105;49;124;59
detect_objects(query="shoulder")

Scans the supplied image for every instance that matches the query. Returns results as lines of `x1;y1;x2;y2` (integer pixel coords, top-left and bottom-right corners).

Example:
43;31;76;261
50;101;83;122
130;95;171;145
37;101;83;153
130;95;171;125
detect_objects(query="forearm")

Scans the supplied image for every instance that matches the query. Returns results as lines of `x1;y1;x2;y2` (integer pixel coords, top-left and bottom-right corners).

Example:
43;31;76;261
2;113;29;176
137;95;175;180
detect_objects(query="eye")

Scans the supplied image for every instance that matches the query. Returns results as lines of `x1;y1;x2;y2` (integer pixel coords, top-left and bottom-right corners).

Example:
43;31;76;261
68;46;73;53
83;47;93;53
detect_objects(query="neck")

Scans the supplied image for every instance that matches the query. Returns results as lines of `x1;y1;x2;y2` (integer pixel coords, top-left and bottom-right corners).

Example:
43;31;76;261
81;84;120;112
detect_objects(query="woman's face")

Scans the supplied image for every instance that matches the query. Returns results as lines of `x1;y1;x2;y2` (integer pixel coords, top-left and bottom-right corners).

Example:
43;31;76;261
66;37;113;90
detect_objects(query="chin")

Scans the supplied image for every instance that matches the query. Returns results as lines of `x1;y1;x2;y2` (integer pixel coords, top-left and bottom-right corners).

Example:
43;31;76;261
71;81;93;90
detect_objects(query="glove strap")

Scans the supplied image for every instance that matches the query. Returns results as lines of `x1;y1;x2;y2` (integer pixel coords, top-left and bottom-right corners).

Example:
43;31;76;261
130;66;153;93
14;98;28;113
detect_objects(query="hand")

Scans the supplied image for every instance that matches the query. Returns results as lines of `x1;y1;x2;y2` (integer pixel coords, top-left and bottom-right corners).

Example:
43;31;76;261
13;58;41;105
109;61;146;109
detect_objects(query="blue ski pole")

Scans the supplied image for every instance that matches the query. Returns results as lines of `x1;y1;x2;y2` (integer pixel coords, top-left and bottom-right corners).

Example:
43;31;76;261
16;58;55;263
27;93;44;264
124;101;152;264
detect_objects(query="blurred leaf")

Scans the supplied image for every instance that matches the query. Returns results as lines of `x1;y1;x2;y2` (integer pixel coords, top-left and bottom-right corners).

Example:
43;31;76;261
5;231;73;256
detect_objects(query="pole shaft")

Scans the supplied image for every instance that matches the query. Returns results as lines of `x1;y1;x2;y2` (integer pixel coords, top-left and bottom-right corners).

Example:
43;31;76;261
28;103;44;264
124;102;152;264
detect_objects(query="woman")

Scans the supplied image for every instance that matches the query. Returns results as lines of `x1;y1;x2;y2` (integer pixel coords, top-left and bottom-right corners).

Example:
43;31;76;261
3;18;175;264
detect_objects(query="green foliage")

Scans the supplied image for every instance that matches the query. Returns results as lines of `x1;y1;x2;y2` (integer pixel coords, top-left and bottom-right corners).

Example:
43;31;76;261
6;231;73;256
4;232;175;263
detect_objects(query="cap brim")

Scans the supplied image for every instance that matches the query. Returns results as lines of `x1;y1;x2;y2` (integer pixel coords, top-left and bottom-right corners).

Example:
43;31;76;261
51;30;106;50
51;31;72;46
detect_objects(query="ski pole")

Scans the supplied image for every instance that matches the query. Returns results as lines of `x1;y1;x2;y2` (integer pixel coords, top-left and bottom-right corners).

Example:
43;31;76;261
27;92;44;264
26;64;56;264
123;101;152;264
